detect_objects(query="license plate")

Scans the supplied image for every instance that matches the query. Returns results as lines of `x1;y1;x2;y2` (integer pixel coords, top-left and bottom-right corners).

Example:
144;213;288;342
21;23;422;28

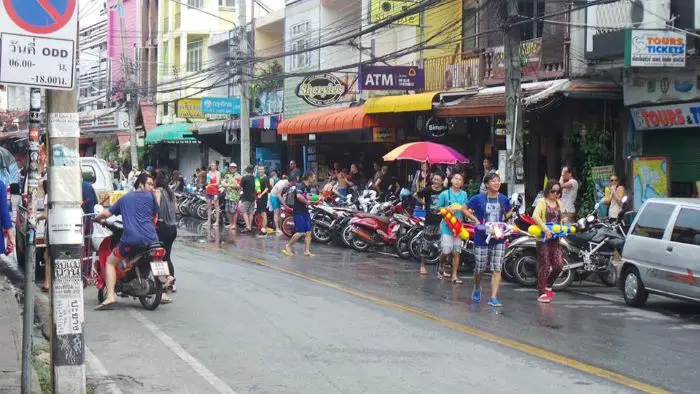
150;261;170;277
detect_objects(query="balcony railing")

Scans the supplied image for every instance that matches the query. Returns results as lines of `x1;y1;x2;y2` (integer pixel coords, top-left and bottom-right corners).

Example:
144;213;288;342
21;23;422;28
423;52;481;92
175;13;181;30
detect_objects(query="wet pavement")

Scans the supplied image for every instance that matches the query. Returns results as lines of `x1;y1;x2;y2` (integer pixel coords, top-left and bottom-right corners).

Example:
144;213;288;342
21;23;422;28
66;223;700;392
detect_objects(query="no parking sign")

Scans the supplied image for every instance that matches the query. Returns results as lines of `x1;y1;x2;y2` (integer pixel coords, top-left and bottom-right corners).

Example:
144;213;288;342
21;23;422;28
0;0;78;89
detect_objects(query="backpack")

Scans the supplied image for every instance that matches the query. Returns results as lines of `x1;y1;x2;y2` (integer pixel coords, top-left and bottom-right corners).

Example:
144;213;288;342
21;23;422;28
284;184;297;207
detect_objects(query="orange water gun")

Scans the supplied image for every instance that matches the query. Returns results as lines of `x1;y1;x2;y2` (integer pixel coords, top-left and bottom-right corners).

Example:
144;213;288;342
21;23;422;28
439;207;470;240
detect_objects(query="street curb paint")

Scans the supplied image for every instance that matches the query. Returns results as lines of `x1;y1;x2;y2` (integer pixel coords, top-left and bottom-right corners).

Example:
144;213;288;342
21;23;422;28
213;246;672;394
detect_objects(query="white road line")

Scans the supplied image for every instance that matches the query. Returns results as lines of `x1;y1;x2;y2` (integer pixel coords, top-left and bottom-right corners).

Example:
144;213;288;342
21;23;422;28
85;345;124;394
129;310;237;394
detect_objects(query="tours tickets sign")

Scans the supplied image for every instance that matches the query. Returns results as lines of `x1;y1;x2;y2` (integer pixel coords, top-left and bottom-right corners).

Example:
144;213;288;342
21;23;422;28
625;30;686;68
295;73;348;107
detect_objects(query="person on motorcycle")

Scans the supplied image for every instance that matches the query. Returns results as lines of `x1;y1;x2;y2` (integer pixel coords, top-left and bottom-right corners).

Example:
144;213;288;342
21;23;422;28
93;172;160;311
467;171;513;307
414;172;444;276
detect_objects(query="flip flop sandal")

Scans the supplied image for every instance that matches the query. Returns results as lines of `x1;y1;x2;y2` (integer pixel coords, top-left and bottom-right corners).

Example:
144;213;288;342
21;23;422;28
94;302;116;311
452;278;464;284
282;249;294;256
161;297;173;304
419;271;429;276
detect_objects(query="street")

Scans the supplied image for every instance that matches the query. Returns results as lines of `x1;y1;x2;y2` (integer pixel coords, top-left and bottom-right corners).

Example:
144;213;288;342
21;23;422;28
80;229;700;394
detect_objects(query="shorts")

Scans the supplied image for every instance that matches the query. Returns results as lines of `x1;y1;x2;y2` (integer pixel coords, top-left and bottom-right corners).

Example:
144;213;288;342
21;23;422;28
225;199;239;213
206;194;218;201
256;198;268;213
441;234;463;255
421;224;440;256
115;243;150;260
337;188;348;197
294;214;312;233
270;196;281;210
474;243;506;274
240;201;255;216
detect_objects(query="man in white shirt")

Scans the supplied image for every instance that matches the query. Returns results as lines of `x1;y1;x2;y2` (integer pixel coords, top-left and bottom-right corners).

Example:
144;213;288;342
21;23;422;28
559;166;579;224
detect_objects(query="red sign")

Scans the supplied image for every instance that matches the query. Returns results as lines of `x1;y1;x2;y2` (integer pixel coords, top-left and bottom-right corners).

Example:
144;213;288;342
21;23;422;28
3;0;76;34
630;102;700;131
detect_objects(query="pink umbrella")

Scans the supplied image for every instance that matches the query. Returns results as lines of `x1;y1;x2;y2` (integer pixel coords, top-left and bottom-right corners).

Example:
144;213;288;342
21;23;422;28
382;142;469;165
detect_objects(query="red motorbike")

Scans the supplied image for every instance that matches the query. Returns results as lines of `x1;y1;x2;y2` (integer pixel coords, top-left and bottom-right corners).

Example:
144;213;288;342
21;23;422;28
94;217;169;310
347;201;406;252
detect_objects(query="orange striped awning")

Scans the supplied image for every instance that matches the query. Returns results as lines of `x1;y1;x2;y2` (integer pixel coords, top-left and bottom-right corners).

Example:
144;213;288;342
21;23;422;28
278;106;384;135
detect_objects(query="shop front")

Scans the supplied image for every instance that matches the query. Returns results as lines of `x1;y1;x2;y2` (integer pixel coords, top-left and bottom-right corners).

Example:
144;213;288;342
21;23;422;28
630;102;700;198
144;123;198;176
277;105;408;181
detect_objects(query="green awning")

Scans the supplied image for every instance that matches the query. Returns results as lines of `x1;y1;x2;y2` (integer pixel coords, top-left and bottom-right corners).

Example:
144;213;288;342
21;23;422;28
145;123;197;145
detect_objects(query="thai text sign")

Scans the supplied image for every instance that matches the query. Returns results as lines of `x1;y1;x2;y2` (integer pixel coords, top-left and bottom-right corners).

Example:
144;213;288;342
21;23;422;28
625;30;686;68
176;99;204;119
201;97;241;115
359;65;424;91
630;102;700;131
488;38;541;81
369;0;420;26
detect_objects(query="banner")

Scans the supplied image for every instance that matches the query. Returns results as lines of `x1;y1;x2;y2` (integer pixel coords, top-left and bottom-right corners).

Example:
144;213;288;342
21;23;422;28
625;30;686;68
632;156;669;210
176;99;203;119
591;165;614;216
369;0;420;26
630;101;700;131
623;69;699;106
359;65;424;91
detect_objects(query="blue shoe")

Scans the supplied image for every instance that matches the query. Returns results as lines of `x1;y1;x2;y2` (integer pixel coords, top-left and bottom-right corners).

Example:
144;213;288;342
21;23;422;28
471;288;481;302
488;297;502;307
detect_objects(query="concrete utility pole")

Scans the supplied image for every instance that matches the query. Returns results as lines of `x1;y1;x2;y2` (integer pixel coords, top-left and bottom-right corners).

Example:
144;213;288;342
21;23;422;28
118;0;139;169
21;87;42;393
238;0;251;168
46;86;86;393
503;0;525;195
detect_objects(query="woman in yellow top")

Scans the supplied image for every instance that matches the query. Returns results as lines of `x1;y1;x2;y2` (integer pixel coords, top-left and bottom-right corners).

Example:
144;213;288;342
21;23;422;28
604;175;625;219
532;179;565;303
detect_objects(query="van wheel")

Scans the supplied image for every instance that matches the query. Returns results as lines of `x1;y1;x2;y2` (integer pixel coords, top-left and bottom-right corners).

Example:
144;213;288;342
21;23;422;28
622;267;649;307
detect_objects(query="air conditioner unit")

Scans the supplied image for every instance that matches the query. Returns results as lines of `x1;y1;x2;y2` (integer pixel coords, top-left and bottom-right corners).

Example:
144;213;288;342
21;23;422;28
593;0;670;35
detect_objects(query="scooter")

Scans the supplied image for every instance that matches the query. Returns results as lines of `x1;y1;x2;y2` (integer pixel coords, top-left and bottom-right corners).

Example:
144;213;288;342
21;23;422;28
93;205;169;310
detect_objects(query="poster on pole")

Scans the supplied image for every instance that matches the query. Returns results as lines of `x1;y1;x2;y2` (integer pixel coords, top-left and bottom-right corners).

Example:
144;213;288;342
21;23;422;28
631;156;670;210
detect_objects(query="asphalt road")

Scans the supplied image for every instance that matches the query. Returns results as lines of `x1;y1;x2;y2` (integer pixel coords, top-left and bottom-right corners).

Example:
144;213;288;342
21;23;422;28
81;228;700;394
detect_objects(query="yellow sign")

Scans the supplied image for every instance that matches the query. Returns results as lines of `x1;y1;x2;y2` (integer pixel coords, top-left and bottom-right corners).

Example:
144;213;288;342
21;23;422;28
176;99;204;119
372;128;396;143
370;0;421;26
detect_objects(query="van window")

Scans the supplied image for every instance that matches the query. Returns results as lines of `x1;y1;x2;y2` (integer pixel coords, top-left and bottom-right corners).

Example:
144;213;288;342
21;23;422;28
630;202;675;239
671;208;700;246
82;165;96;184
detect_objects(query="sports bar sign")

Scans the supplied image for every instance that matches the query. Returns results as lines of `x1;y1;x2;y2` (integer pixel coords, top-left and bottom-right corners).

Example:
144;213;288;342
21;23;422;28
630;102;700;131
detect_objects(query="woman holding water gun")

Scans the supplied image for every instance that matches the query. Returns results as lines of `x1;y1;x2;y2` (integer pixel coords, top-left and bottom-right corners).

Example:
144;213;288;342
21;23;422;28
532;179;565;303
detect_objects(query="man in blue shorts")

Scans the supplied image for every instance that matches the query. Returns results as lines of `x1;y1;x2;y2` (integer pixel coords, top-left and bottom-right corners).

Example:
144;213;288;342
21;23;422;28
283;172;318;257
94;172;160;310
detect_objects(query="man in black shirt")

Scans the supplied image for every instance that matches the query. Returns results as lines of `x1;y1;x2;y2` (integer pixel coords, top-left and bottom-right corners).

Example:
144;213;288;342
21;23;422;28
414;172;444;276
288;160;301;183
255;166;271;235
283;172;318;256
239;166;257;233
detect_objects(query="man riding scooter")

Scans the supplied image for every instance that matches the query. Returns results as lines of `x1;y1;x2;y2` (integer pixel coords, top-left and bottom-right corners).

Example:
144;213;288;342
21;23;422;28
94;172;161;310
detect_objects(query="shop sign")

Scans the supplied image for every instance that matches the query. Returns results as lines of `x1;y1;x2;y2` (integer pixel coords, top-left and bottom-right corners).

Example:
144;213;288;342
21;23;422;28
623;69;699;106
425;117;449;138
79;108;130;132
176;99;204;119
372;128;396;143
630;102;700;131
201;97;241;115
624;30;686;68
369;0;420;26
359;65;424;91
486;38;542;81
258;89;283;115
295;73;347;107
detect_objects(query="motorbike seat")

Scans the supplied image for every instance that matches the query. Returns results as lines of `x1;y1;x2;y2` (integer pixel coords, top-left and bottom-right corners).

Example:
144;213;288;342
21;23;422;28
354;213;390;223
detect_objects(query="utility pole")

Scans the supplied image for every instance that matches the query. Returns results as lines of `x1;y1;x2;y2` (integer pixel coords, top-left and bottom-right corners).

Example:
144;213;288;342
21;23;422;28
118;0;139;169
21;87;42;393
47;86;86;392
238;0;251;168
503;0;524;195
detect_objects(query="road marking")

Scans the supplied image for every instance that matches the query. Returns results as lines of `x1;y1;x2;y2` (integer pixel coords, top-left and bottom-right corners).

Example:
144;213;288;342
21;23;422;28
219;247;671;394
85;346;123;394
129;310;237;394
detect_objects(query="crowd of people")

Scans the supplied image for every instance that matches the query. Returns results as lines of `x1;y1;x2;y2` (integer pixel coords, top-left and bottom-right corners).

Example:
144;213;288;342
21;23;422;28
94;156;633;309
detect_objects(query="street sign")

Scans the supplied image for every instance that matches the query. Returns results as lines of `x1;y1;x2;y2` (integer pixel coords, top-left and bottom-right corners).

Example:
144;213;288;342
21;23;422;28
0;0;78;90
201;97;241;115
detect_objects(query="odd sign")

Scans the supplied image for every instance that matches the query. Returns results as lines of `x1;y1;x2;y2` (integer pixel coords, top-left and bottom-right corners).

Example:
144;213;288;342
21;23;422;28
0;0;78;90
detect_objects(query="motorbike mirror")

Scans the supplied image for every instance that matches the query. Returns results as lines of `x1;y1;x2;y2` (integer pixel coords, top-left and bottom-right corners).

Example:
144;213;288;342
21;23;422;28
577;218;586;229
594;202;601;210
94;204;105;215
586;215;595;223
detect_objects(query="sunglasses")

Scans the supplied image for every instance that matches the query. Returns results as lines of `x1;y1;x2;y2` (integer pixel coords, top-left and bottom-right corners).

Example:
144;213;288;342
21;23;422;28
610;178;618;182
550;189;561;195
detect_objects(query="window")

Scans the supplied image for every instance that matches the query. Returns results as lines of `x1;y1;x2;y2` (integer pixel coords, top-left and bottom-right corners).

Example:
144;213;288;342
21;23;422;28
219;0;235;7
186;40;203;72
291;21;310;37
631;203;675;240
81;166;97;184
517;0;544;41
163;103;169;116
188;0;203;8
292;39;309;69
671;208;700;246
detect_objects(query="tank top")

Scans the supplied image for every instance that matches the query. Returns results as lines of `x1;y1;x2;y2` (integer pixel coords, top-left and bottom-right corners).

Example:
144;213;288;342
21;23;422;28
206;172;220;196
545;202;561;223
158;188;177;226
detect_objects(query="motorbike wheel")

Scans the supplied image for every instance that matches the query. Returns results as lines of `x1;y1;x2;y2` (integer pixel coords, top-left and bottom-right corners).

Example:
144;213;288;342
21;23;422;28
312;224;332;244
598;259;618;287
409;233;423;261
502;256;516;282
513;252;538;287
139;277;163;311
350;236;370;252
341;224;355;248
281;217;295;238
552;258;575;291
395;234;411;259
196;203;208;220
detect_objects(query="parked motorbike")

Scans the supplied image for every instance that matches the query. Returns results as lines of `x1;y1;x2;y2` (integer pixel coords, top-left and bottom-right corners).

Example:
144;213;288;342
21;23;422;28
92;206;168;310
347;200;404;252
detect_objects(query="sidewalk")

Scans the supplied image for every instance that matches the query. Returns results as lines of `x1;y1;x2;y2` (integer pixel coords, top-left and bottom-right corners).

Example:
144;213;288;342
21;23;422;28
0;275;41;393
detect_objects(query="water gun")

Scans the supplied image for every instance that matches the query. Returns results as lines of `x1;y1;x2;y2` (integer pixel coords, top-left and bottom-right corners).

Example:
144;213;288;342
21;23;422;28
527;223;576;241
439;207;470;241
305;193;321;203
